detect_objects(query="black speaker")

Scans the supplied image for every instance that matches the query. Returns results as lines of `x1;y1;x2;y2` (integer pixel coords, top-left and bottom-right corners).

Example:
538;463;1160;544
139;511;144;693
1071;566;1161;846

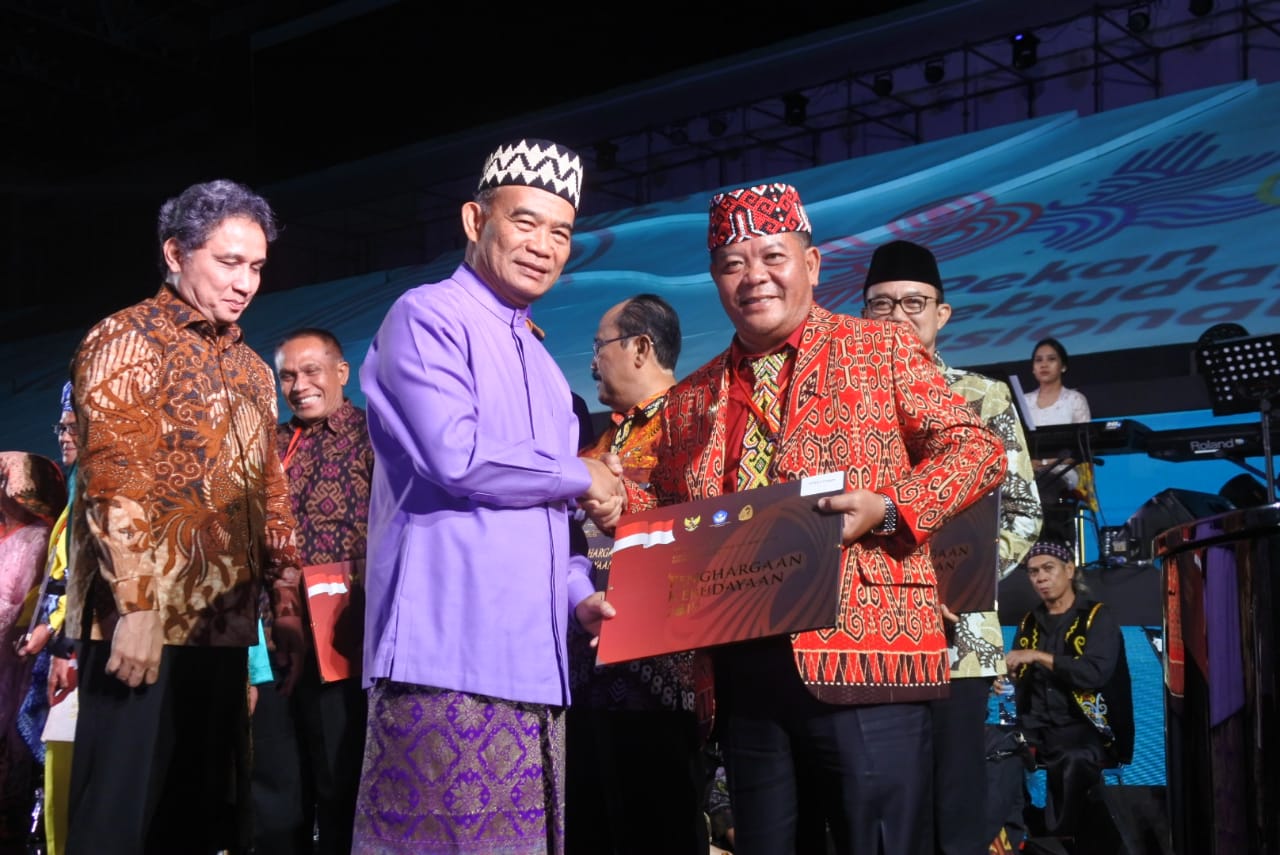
1124;489;1235;561
1219;473;1268;509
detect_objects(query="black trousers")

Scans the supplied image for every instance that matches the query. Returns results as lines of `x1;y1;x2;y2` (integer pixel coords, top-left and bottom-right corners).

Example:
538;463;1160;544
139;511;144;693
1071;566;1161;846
717;637;934;855
931;677;996;855
1024;720;1111;837
249;679;308;853
564;706;708;855
251;651;367;855
67;642;250;855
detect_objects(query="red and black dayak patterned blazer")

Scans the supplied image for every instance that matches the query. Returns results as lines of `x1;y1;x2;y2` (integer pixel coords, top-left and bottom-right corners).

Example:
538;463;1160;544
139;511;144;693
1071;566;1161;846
628;305;1007;704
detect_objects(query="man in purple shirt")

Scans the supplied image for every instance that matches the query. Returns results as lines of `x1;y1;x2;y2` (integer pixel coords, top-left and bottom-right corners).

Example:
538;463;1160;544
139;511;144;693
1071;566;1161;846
353;139;622;855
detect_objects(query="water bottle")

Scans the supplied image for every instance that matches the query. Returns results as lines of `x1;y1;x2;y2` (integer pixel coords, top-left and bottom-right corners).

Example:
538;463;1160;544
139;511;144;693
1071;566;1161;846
996;677;1017;725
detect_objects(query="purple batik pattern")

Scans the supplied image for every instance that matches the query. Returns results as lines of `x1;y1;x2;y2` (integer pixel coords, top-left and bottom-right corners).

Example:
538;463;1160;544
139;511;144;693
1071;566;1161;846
276;400;373;568
352;682;565;855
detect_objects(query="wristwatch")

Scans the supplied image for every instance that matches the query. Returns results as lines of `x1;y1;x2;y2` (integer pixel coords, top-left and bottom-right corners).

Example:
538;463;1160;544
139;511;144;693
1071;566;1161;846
870;494;898;536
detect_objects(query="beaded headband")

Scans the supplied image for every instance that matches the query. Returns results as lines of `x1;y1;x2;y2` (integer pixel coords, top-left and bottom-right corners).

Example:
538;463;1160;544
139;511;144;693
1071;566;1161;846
1027;541;1074;563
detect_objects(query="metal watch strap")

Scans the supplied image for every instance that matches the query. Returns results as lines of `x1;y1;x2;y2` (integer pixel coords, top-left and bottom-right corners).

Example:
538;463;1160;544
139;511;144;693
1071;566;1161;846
871;493;898;535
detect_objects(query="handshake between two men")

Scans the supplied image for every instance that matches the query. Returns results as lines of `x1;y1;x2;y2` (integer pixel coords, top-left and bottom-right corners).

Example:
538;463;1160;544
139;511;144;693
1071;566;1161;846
572;452;897;647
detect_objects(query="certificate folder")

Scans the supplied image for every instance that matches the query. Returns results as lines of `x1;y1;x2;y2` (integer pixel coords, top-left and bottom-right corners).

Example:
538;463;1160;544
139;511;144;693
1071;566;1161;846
301;560;364;683
929;490;1001;614
595;473;845;666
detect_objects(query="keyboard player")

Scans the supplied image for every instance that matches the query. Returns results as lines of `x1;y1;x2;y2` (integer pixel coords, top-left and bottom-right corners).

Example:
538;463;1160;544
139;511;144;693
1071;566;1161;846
1016;338;1095;543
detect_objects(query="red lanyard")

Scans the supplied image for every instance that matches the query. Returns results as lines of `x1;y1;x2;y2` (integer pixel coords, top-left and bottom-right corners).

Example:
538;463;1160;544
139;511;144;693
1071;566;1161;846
281;427;304;469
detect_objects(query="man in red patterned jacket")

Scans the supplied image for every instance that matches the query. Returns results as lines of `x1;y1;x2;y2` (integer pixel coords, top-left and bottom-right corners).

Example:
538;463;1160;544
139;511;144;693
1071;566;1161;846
596;183;1007;855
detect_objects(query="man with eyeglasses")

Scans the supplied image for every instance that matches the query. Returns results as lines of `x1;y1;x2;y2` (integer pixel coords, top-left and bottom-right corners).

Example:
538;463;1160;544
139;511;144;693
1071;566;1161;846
52;408;77;468
16;382;80;855
565;294;707;855
863;239;1042;855
583;185;1007;855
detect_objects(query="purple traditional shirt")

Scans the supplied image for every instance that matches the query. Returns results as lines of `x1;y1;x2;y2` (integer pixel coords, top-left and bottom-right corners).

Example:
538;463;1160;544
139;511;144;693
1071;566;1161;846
359;263;594;706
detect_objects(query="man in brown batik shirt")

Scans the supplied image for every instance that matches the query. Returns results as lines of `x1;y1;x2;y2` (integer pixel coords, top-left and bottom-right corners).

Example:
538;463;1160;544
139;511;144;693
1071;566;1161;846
66;179;304;855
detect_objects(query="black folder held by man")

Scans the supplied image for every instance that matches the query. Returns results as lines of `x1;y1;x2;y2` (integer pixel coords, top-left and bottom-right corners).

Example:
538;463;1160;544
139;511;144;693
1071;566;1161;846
594;476;1000;666
595;474;845;666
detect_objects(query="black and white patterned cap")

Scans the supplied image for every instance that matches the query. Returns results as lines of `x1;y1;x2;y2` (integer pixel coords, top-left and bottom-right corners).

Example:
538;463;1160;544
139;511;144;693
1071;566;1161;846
477;138;584;210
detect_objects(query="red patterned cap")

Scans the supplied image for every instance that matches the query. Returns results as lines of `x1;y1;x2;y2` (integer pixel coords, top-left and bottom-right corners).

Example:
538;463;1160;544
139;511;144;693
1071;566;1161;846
707;183;812;251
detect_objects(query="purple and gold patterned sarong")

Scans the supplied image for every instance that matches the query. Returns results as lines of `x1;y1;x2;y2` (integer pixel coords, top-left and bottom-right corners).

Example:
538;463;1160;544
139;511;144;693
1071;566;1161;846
352;682;565;855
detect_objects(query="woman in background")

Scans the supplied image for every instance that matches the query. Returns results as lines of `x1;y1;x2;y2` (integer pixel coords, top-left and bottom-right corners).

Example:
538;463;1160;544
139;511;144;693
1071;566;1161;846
1023;338;1091;427
1023;338;1093;545
17;382;80;855
0;451;65;848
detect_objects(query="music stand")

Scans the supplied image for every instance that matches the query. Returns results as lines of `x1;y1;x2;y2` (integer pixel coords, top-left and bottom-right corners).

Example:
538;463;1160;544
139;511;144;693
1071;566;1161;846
1195;332;1280;504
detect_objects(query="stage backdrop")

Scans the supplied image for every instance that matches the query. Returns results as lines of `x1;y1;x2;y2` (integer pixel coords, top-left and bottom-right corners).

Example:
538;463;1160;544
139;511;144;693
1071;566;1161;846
5;78;1279;545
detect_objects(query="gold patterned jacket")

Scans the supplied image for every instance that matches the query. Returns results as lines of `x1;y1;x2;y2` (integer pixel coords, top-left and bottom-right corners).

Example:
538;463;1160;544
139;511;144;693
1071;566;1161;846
627;304;1007;704
573;390;695;713
68;285;301;646
938;354;1043;679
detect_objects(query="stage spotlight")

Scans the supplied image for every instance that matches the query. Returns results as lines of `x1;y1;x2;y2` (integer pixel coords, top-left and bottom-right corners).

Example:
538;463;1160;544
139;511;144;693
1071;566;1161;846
923;59;945;84
872;72;894;97
1011;31;1040;70
782;92;808;126
707;115;728;138
1189;0;1214;16
594;141;618;171
1128;5;1151;33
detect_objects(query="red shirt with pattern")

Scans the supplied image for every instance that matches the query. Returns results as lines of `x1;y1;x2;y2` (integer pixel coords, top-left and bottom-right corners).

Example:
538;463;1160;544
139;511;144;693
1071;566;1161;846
626;305;1007;704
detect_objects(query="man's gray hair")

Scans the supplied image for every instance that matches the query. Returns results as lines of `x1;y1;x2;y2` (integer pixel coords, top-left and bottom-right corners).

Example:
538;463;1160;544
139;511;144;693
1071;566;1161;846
156;179;279;276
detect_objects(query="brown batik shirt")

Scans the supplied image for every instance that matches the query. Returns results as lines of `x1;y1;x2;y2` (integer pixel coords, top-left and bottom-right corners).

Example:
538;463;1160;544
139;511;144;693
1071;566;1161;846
68;285;301;646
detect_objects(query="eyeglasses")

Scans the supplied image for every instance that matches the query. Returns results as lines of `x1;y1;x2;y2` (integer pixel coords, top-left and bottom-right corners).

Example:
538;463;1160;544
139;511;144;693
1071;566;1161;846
863;295;939;317
51;423;74;438
592;334;632;356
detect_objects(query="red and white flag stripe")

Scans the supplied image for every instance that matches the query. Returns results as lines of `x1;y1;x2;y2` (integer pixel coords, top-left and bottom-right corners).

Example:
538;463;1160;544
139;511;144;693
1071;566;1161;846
306;572;349;598
613;518;677;551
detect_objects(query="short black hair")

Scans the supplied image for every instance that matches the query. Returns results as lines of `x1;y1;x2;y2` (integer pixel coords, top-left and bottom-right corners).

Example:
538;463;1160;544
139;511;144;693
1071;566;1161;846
614;294;681;371
277;327;345;359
